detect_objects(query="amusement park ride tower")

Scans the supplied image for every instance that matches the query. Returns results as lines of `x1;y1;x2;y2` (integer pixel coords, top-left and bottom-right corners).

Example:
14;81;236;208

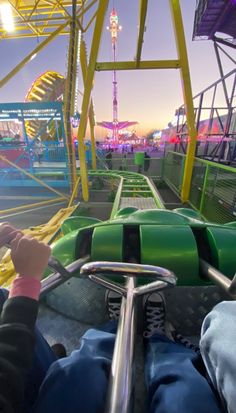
97;9;137;141
109;9;121;141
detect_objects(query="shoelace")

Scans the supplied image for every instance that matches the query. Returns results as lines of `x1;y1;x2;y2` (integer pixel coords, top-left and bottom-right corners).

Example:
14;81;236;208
174;332;200;354
144;306;165;337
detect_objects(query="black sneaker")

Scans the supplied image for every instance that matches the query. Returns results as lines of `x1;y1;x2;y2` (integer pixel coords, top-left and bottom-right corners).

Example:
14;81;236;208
143;292;166;338
105;290;122;320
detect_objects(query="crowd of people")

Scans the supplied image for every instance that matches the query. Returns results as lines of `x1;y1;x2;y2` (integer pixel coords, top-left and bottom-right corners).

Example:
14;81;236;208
0;222;235;413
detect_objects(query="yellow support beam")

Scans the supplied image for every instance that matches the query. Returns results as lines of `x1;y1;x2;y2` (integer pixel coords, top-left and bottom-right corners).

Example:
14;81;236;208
80;39;97;170
0;33;71;39
0;197;64;215
77;0;109;201
63;0;79;192
83;9;97;32
39;1;59;35
9;0;39;36
0;0;97;39
28;0;42;19
136;0;148;65
96;60;180;71
0;21;69;88
89;104;97;170
68;177;80;207
169;0;198;203
76;0;98;20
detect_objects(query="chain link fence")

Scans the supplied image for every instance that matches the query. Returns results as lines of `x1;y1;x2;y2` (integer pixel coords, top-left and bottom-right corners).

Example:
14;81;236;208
162;152;185;195
163;151;236;223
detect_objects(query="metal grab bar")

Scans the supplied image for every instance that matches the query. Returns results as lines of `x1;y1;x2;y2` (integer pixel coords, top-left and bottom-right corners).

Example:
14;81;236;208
200;259;236;298
40;255;90;298
81;261;177;413
80;261;176;285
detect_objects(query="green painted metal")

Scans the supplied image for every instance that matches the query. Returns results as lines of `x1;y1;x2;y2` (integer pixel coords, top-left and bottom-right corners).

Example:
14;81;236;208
164;151;236;224
163;152;185;194
196;157;236;173
206;227;236;278
51;229;78;269
113;209;189;225
91;224;123;262
199;163;209;213
48;169;236;288
61;216;101;235
113;207;139;218
122;190;152;195
140;225;199;285
134;152;145;166
110;177;124;219
225;221;236;228
145;176;165;208
123;184;150;189
109;170;165;217
173;208;203;221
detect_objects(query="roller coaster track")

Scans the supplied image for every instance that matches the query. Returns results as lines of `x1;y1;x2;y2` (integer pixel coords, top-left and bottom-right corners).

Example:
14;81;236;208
0;170;164;286
88;170;165;217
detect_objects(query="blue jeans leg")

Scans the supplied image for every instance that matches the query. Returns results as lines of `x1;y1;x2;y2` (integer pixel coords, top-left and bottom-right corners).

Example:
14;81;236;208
24;326;57;411
145;334;222;413
0;288;57;411
33;321;117;413
201;301;236;413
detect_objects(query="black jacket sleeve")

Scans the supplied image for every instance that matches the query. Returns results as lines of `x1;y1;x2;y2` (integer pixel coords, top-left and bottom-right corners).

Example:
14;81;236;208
0;297;38;413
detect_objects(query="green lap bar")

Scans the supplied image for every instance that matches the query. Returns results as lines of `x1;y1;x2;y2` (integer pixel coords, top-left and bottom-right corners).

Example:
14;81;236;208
140;225;199;285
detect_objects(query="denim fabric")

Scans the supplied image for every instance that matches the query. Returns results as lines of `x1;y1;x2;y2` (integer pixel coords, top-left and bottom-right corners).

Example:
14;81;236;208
0;287;224;413
146;333;221;413
33;324;116;413
33;323;221;413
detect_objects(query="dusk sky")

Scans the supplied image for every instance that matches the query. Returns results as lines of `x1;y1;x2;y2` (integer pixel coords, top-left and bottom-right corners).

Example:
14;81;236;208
0;0;235;138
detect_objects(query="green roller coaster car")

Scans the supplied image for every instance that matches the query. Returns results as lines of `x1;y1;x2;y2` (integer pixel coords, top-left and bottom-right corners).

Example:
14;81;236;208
50;207;236;287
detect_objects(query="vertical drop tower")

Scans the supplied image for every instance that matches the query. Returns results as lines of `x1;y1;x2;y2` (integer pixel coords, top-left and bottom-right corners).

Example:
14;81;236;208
97;9;137;142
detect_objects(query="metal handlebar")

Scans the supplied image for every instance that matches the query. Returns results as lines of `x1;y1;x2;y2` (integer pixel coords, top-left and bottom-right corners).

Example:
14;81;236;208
81;261;177;413
81;261;176;280
80;261;177;297
40;256;90;298
200;259;236;298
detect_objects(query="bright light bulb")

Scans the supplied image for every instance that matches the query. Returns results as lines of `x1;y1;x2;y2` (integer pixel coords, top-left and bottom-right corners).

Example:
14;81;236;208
0;3;14;32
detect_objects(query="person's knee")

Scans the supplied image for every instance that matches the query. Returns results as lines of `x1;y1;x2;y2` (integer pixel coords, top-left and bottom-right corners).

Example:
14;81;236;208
200;300;236;373
34;355;109;412
201;301;236;342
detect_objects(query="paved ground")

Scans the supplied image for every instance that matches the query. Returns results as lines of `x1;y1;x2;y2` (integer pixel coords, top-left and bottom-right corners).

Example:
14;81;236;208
0;198;68;229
